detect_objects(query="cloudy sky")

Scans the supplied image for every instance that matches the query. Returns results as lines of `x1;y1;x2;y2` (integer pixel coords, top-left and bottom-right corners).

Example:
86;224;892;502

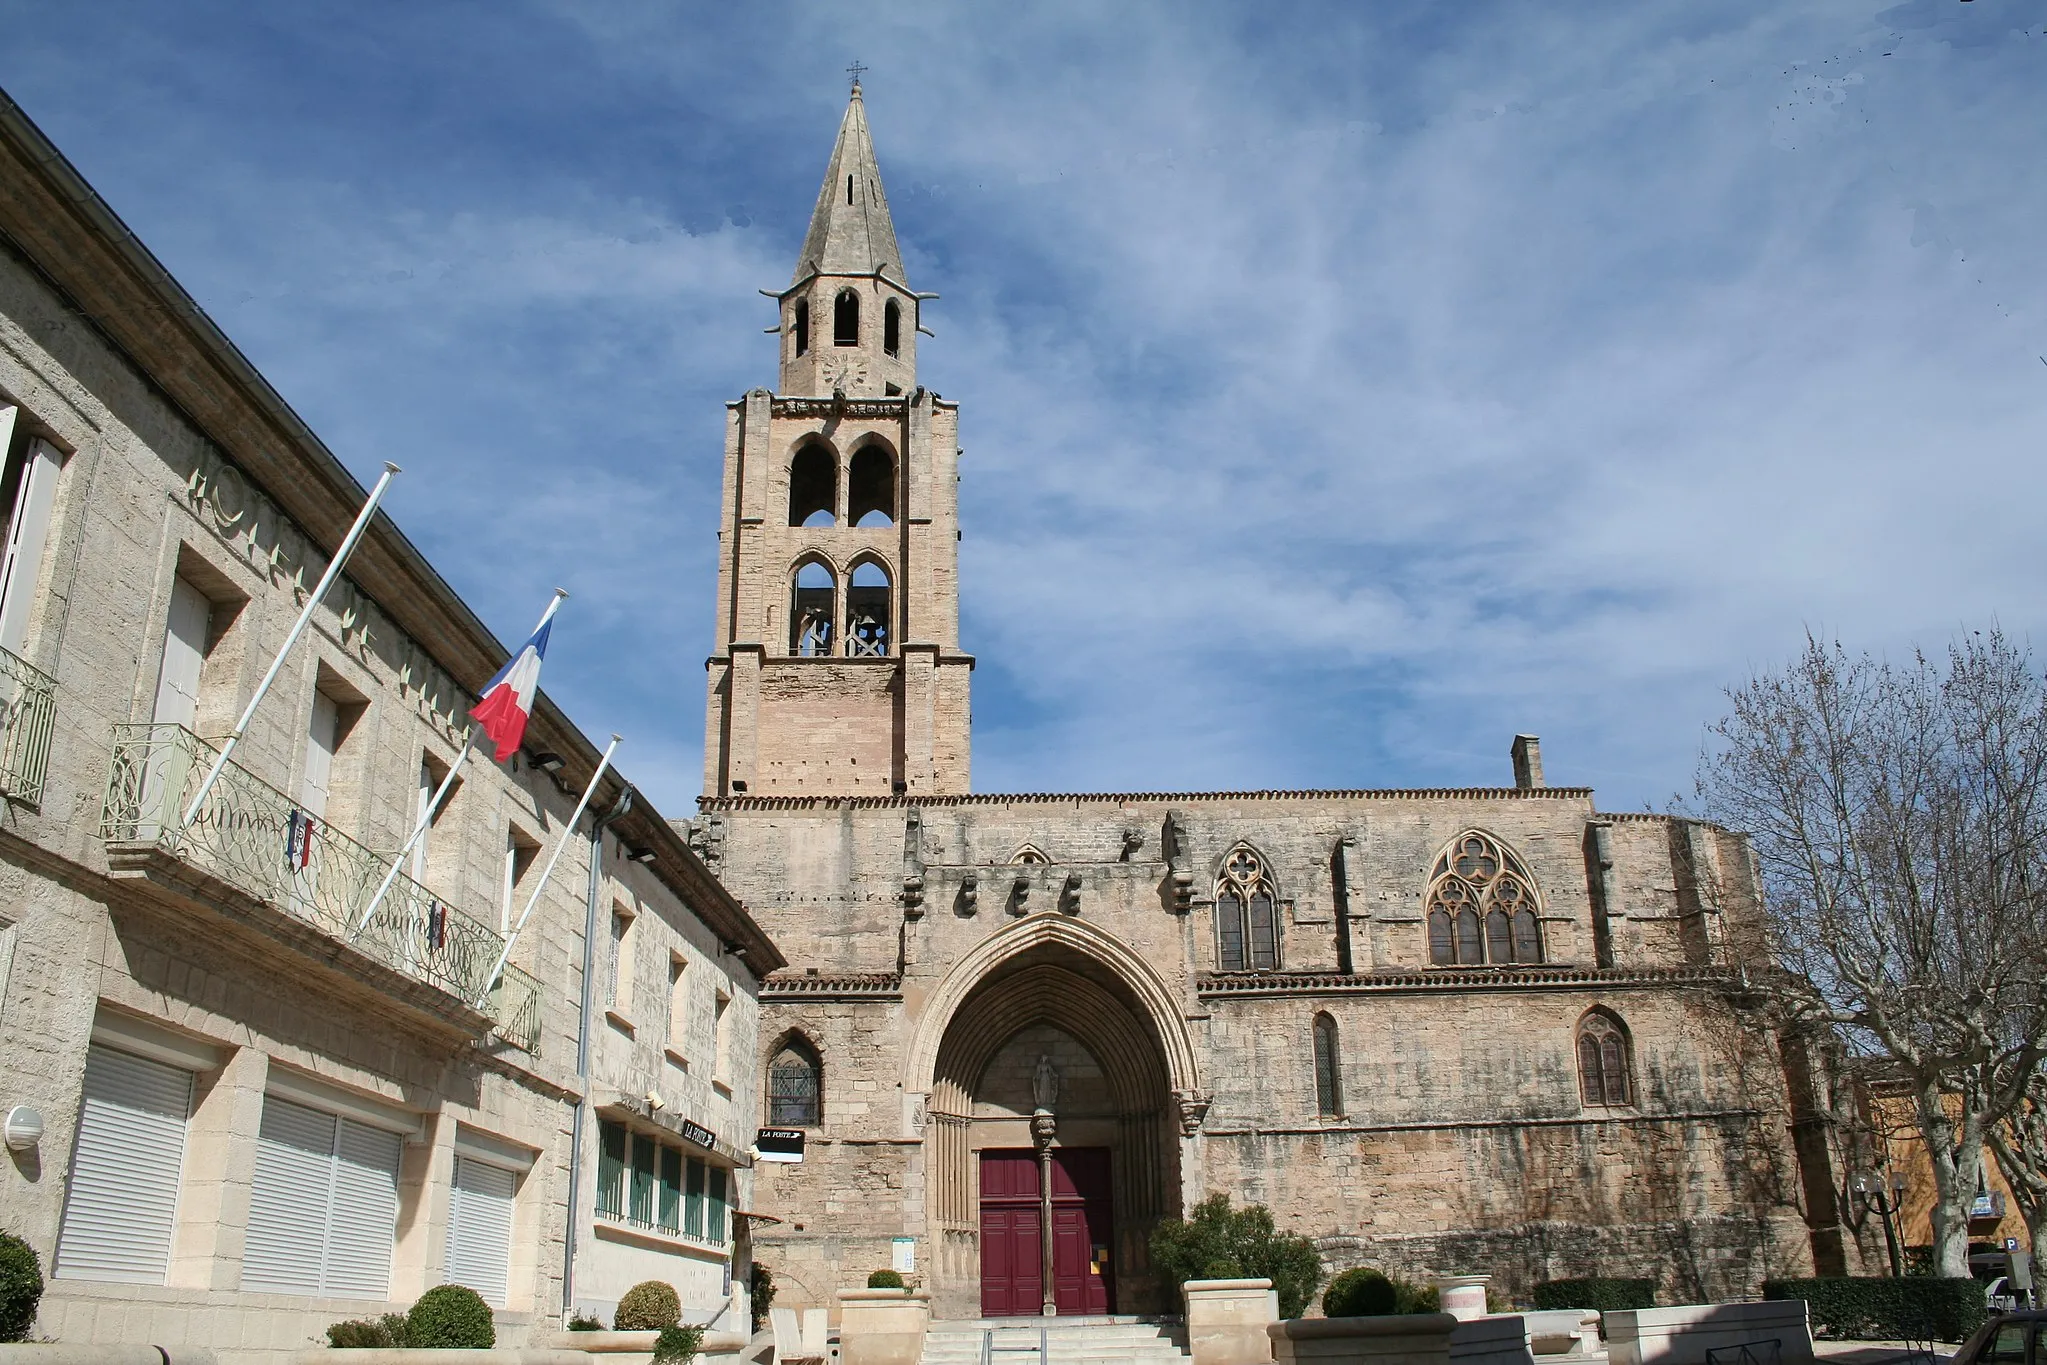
0;1;2040;816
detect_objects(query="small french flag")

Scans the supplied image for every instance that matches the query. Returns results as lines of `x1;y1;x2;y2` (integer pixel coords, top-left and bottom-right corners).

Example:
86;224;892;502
472;592;564;763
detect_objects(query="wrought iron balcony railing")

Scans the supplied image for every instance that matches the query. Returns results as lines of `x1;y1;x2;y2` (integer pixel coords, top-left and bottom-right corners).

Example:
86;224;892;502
99;723;542;1051
0;644;56;807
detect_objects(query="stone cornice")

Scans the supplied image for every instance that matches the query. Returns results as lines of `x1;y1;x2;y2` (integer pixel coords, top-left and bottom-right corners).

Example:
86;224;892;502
701;786;1598;812
1196;965;1745;998
761;971;904;1001
771;395;908;420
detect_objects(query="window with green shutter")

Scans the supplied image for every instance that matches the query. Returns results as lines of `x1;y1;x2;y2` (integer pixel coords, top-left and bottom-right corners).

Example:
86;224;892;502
708;1165;728;1245
630;1134;657;1227
597;1121;626;1219
659;1146;683;1232
684;1156;705;1238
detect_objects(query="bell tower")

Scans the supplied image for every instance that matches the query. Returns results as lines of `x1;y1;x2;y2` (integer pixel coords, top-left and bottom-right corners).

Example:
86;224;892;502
702;83;973;799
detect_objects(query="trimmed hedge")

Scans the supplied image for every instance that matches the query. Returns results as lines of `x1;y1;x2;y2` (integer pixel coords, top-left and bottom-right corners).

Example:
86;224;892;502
406;1285;494;1349
1325;1269;1399;1318
0;1233;43;1344
326;1314;410;1348
615;1280;683;1331
1531;1278;1656;1313
867;1270;905;1289
1763;1277;1987;1344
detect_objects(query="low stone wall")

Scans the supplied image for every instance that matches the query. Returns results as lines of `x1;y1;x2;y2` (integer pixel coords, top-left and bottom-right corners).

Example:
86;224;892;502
542;1329;752;1364
1186;1277;1278;1365
1605;1303;1814;1365
1450;1316;1535;1365
1516;1310;1601;1358
1269;1312;1459;1364
0;1348;218;1365
835;1288;929;1365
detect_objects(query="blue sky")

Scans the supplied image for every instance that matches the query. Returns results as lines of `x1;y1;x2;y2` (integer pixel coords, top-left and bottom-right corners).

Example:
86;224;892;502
1;0;2042;815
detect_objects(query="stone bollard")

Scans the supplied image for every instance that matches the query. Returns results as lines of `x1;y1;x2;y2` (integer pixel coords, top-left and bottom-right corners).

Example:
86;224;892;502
1435;1277;1492;1323
835;1288;931;1365
1269;1311;1459;1365
1186;1277;1280;1365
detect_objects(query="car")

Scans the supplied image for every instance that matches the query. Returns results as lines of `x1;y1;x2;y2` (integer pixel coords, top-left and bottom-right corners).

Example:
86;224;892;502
1951;1312;2047;1365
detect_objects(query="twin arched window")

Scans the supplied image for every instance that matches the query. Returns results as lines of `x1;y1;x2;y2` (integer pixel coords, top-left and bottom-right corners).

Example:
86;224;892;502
1216;847;1279;971
769;1037;822;1126
789;558;892;657
1578;1011;1632;1107
1427;831;1544;966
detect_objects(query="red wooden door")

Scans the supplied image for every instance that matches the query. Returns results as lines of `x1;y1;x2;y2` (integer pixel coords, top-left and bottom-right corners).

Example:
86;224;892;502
979;1151;1041;1316
979;1149;1114;1317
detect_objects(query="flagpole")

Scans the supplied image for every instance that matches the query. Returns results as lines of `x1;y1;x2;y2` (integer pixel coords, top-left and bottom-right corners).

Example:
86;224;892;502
182;462;400;827
475;733;620;1009
351;589;567;936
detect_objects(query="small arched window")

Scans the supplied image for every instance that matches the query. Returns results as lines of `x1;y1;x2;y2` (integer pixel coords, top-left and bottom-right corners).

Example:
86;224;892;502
793;299;810;357
834;290;859;346
1426;831;1544;967
788;441;836;527
846;560;891;658
1577;1011;1632;1107
791;560;836;657
769;1038;822;1126
1313;1013;1342;1118
1215;846;1279;972
848;444;895;527
1011;844;1049;865
884;299;901;356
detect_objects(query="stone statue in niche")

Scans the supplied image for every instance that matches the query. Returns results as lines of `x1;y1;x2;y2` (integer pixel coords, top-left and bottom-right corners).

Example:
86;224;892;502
1031;1054;1060;1114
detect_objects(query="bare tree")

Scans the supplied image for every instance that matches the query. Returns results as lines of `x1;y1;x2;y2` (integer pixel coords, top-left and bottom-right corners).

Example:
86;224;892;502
1695;631;2047;1277
1991;1081;2047;1280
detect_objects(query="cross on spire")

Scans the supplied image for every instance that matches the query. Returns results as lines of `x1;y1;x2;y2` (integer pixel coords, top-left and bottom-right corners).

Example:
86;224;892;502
846;61;867;92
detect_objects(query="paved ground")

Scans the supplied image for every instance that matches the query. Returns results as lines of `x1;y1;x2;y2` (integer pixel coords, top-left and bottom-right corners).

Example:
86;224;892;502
1813;1341;1954;1365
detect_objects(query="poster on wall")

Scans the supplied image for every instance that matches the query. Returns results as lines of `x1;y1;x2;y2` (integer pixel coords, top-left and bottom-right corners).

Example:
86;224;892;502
891;1237;915;1274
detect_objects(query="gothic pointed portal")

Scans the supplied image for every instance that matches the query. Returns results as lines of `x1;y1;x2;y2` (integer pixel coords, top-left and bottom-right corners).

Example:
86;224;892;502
777;87;922;399
797;85;906;288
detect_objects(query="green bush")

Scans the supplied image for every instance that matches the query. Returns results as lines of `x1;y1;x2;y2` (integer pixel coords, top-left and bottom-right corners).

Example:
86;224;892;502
1532;1278;1657;1314
867;1269;906;1289
0;1233;42;1344
326;1314;410;1348
1149;1194;1324;1319
406;1284;495;1349
1763;1277;1987;1343
1324;1269;1399;1317
615;1280;683;1331
653;1324;704;1363
750;1261;777;1335
567;1313;607;1332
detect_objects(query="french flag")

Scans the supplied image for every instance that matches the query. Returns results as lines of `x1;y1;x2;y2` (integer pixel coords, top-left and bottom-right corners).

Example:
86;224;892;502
472;593;564;763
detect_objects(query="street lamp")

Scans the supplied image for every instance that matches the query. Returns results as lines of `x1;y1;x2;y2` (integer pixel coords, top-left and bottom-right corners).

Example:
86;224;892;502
1851;1172;1907;1278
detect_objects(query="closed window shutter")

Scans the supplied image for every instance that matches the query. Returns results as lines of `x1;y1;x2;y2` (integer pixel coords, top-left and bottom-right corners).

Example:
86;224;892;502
53;1045;192;1284
445;1157;517;1307
325;1119;401;1299
242;1096;400;1299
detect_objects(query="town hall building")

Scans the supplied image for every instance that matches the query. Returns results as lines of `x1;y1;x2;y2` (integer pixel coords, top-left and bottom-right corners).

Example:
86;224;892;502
702;87;1861;1320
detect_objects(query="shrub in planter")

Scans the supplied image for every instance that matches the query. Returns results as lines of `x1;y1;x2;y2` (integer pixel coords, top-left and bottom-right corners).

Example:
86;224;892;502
0;1233;42;1344
615;1280;683;1331
567;1313;607;1332
407;1284;495;1349
1532;1278;1656;1314
1763;1277;1987;1343
751;1261;777;1336
867;1269;906;1289
653;1324;705;1364
1324;1269;1399;1318
326;1314;410;1348
1149;1194;1324;1319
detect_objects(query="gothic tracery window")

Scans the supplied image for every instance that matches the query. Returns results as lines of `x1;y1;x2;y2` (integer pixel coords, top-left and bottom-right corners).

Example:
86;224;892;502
1576;1011;1632;1107
1215;847;1279;972
1426;831;1544;966
769;1038;822;1126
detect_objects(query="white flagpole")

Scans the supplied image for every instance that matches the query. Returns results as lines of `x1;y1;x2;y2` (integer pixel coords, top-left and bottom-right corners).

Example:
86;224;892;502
352;588;568;935
475;732;621;1008
182;461;400;827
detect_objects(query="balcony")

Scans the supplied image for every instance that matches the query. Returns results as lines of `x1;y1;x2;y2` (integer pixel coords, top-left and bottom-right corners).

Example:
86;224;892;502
98;723;542;1051
0;644;56;807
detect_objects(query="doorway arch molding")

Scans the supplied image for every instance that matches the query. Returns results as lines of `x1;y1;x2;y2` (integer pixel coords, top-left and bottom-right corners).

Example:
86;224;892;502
903;913;1201;1105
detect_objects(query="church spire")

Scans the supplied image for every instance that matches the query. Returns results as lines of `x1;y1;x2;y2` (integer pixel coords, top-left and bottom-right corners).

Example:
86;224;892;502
795;84;906;288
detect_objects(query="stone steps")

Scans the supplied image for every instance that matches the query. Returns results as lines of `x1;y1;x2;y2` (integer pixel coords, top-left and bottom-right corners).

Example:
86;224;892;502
923;1317;1190;1365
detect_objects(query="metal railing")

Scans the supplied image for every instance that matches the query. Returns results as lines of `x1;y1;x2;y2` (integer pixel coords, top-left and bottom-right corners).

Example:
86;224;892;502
99;723;542;1051
0;644;56;807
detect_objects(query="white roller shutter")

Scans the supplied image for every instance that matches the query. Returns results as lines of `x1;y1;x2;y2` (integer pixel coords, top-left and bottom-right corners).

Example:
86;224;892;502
242;1095;400;1300
444;1156;517;1306
53;1045;192;1284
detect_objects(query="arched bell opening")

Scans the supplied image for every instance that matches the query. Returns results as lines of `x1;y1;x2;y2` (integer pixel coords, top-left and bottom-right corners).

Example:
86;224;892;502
925;944;1180;1320
846;559;892;657
789;559;837;657
848;443;896;527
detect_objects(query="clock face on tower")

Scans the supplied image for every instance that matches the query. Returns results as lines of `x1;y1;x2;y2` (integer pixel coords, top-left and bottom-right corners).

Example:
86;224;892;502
821;355;868;393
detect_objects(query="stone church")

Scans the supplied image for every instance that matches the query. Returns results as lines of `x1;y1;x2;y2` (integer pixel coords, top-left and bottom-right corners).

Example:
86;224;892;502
697;87;1849;1320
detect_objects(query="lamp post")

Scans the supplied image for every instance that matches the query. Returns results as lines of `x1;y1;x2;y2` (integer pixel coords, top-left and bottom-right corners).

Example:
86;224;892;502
1852;1172;1906;1278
